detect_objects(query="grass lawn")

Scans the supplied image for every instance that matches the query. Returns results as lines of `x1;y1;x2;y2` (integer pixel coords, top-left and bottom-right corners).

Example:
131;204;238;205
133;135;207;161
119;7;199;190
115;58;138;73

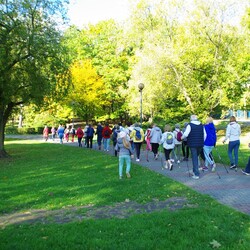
0;139;250;249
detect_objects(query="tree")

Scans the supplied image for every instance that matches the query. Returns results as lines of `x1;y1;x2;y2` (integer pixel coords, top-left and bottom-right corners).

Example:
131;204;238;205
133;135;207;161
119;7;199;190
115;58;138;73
0;0;70;157
68;59;105;122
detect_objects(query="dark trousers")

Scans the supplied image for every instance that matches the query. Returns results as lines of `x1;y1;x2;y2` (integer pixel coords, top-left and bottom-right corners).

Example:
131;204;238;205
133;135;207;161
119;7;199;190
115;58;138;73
86;136;93;148
151;143;159;156
78;137;82;147
134;142;142;159
164;148;173;161
190;147;203;176
245;157;250;173
182;141;189;159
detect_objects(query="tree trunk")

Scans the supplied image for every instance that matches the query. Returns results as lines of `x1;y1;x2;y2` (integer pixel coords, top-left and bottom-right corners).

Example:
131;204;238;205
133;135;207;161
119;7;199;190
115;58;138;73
0;102;14;158
0;110;9;158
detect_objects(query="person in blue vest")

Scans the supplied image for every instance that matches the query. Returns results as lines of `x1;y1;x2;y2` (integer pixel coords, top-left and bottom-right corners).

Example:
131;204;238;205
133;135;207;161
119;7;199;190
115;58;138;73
181;115;207;179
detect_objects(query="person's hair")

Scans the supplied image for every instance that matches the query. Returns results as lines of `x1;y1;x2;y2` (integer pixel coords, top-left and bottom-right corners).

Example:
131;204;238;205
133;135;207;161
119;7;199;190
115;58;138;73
164;124;171;132
105;122;109;126
123;137;131;149
230;116;236;122
206;117;213;123
190;115;198;121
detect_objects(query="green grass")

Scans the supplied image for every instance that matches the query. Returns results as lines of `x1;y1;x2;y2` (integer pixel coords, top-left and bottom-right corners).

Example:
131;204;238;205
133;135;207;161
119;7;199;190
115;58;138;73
0;139;250;249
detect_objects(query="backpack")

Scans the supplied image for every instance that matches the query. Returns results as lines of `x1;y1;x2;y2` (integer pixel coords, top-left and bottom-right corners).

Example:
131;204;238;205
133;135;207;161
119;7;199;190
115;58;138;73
104;129;110;136
135;129;141;140
176;131;182;142
166;133;173;145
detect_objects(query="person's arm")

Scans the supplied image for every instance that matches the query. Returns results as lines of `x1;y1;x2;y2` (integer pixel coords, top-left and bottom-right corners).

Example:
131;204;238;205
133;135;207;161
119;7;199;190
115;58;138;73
181;124;191;140
223;125;230;143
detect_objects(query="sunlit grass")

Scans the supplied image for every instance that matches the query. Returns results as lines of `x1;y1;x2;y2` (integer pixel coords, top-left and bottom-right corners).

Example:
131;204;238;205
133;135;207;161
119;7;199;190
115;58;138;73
0;140;250;249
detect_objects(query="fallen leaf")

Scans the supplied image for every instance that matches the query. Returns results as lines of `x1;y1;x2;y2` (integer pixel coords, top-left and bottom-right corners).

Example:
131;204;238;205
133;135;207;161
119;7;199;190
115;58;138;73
210;239;221;248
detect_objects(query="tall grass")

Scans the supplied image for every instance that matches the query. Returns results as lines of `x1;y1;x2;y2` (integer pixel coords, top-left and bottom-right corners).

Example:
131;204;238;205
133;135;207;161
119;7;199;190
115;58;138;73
0;140;250;249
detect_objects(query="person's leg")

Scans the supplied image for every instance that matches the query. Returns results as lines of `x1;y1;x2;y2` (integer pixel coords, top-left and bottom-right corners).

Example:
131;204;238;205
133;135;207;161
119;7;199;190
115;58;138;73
167;149;173;170
103;138;107;150
233;140;240;166
176;144;181;162
90;136;93;148
190;147;199;177
155;143;159;156
203;146;214;166
151;143;157;157
106;138;110;151
119;155;125;178
182;142;185;157
125;155;131;177
228;141;234;166
134;143;140;160
114;142;118;156
243;156;250;174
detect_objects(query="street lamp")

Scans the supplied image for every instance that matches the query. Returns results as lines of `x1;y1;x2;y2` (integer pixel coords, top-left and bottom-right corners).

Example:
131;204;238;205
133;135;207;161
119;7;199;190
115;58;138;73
138;83;145;125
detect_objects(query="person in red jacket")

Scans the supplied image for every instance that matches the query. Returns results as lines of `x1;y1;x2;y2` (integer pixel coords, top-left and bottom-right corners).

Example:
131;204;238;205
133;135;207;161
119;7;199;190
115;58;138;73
43;125;49;141
102;123;112;151
76;126;84;147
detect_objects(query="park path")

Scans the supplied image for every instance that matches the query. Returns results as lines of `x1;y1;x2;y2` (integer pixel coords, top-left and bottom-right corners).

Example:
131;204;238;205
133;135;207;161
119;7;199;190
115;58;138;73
6;135;250;216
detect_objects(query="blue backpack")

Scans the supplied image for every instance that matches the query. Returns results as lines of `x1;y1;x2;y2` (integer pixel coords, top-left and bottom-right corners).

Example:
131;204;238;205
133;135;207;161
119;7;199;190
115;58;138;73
135;129;141;140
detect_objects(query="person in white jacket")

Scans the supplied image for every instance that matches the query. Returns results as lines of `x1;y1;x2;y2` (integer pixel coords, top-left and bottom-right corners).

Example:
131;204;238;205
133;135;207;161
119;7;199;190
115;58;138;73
160;124;175;170
149;123;162;160
223;116;241;169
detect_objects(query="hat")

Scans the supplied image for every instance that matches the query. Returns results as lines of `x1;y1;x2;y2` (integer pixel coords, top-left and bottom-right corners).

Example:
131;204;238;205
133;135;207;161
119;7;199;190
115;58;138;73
119;131;126;138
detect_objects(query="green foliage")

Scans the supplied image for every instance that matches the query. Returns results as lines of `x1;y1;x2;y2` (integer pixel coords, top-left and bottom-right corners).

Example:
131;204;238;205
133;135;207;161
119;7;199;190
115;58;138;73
0;0;71;156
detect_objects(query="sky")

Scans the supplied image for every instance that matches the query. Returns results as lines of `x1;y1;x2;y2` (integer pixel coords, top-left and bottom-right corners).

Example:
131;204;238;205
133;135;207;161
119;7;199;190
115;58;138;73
67;0;131;27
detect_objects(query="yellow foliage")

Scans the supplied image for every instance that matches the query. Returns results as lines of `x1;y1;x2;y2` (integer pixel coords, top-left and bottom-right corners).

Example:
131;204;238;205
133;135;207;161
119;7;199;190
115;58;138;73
70;59;105;104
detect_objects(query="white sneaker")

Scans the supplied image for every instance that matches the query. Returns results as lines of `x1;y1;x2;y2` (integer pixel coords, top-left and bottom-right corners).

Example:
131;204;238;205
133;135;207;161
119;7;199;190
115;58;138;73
177;160;180;164
192;175;199;180
136;159;140;162
212;163;216;172
170;159;175;162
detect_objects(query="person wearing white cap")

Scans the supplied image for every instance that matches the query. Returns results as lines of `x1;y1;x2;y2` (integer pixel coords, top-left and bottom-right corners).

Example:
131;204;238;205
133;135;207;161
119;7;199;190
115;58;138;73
115;131;134;179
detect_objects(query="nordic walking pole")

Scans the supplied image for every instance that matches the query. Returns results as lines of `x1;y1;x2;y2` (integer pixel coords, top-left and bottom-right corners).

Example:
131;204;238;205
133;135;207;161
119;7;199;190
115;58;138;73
186;157;191;177
160;145;164;170
215;146;229;173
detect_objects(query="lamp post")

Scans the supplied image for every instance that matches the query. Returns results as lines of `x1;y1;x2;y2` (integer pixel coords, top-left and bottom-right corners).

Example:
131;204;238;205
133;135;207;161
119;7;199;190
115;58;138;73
138;83;145;125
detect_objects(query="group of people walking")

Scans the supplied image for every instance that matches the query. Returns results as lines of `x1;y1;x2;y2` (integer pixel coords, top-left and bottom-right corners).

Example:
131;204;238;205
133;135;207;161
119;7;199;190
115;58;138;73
43;114;250;179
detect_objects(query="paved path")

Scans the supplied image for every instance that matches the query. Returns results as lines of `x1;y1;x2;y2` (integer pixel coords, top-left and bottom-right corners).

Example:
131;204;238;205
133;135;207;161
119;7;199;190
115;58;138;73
6;135;250;216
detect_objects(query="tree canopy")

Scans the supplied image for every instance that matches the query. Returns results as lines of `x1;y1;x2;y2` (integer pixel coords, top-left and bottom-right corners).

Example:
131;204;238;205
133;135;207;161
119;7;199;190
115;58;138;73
1;0;250;158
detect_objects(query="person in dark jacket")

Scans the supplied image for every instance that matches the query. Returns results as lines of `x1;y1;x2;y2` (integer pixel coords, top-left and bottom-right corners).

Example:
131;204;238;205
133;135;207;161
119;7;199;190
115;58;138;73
96;123;103;150
86;124;95;148
181;115;207;179
203;117;217;172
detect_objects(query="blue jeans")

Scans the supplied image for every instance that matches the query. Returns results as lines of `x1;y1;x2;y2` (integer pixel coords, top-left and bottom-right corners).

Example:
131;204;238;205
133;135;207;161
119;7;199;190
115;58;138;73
203;146;214;166
103;138;110;151
190;147;203;176
228;140;240;166
119;155;131;177
245;157;250;173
